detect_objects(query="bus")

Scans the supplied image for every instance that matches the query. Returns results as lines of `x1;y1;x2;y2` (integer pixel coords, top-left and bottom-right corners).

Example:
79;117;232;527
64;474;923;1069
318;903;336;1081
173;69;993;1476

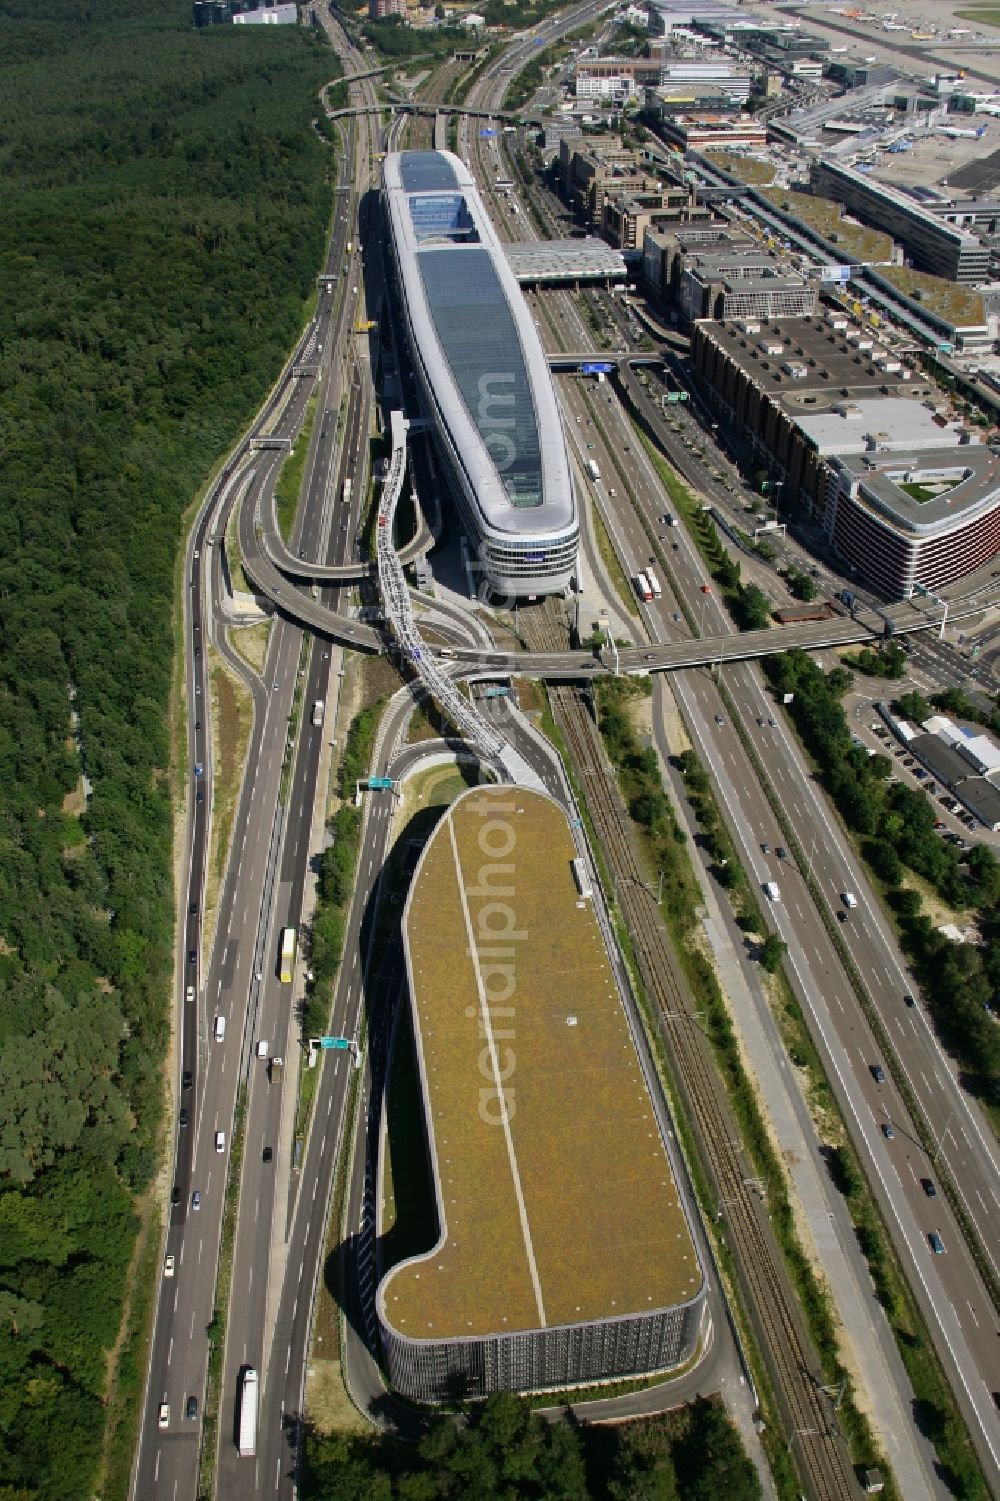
633;572;653;602
342;477;352;509
237;1368;258;1458
586;458;601;483
646;569;663;599
279;927;297;984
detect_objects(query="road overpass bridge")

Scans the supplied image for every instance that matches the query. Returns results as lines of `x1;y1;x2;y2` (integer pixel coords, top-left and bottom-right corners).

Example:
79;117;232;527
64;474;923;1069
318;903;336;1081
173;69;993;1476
548;352;666;371
324;100;542;130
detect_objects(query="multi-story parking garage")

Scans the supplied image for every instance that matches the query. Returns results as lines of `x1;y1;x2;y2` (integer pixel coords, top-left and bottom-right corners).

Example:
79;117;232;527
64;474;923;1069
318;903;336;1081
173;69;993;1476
376;787;706;1404
382;150;579;599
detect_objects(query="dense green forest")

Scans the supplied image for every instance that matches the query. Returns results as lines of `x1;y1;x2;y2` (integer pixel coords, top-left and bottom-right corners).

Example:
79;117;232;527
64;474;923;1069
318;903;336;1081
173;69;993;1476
304;1393;761;1501
0;2;336;1494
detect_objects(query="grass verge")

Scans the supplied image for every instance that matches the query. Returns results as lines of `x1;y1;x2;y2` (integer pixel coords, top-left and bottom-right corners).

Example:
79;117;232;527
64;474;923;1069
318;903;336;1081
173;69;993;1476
275;391;318;543
99;1201;163;1501
591;504;639;619
204;656;253;955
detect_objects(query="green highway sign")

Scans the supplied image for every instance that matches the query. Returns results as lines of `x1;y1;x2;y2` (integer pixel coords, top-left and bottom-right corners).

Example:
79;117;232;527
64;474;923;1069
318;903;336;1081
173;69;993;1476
320;1036;351;1050
368;777;393;790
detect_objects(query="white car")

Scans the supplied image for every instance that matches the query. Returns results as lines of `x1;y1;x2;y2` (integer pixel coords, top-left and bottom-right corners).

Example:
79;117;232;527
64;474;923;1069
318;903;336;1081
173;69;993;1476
215;1131;226;1154
842;891;858;909
163;1254;175;1279
158;1402;170;1429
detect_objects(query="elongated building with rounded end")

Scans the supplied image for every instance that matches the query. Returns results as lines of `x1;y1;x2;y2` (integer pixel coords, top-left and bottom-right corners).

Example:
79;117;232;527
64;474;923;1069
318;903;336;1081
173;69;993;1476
376;786;706;1404
382;150;579;599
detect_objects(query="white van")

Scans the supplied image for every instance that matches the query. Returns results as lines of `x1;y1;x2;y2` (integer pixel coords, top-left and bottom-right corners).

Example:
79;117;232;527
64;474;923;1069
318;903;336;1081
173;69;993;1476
213;1015;226;1042
764;881;781;902
843;891;858;909
214;1131;226;1154
256;1039;269;1060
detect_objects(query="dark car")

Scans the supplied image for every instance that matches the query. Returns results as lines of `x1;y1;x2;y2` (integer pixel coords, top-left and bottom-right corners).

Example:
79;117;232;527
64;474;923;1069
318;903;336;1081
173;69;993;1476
263;1146;273;1164
904;994;916;1009
195;720;201;731
190;900;198;915
921;1178;937;1198
171;1185;181;1206
881;1121;895;1140
928;1231;945;1255
871;1063;886;1084
837;910;848;923
182;1070;193;1090
196;791;204;805
188;949;197;966
186;1395;199;1422
179;1109;189;1128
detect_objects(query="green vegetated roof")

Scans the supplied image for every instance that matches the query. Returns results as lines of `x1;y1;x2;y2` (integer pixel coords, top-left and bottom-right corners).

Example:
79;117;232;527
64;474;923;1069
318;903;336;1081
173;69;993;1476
878;265;986;327
704;149;775;186
761;186;893;263
383;786;700;1341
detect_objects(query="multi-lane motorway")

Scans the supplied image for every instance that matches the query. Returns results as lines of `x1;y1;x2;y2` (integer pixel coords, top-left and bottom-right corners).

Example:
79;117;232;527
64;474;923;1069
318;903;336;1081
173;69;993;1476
135;7;1000;1500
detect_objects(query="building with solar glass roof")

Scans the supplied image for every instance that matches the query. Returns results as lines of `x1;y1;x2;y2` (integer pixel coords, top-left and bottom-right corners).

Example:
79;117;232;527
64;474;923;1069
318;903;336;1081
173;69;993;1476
383;150;579;598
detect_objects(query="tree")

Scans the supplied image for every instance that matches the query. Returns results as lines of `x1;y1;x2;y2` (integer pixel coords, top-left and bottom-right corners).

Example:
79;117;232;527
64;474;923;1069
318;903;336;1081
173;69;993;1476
895;690;932;724
737;583;772;632
759;933;787;972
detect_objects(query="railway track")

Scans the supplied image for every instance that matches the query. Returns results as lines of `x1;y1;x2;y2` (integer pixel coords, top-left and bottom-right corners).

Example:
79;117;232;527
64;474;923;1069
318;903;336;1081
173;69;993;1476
517;604;859;1501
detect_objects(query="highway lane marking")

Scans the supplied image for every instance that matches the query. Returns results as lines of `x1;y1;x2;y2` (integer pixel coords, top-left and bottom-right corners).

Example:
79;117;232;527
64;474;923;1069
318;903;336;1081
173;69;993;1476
198;1239;203;1264
168;1337;173;1365
155;1451;160;1483
966;1300;980;1327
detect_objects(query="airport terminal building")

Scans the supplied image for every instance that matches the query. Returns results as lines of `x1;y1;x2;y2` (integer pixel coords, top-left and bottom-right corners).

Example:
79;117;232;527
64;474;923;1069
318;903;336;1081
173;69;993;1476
382;151;579;598
376;787;706;1403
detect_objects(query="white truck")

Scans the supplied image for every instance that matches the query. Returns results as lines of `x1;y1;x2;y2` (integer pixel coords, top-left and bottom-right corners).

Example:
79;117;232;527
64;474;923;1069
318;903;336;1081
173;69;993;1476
586;458;601;483
238;1368;258;1458
311;698;325;727
763;881;781;902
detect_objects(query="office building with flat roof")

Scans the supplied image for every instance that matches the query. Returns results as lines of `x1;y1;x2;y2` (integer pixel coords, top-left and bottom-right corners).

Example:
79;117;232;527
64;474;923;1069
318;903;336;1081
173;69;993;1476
383;152;577;597
692;314;1000;595
810;161;990;284
679;249;816;326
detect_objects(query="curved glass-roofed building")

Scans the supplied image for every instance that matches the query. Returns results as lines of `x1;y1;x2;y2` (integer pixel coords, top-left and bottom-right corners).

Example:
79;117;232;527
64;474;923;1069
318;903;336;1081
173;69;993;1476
383;150;578;598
